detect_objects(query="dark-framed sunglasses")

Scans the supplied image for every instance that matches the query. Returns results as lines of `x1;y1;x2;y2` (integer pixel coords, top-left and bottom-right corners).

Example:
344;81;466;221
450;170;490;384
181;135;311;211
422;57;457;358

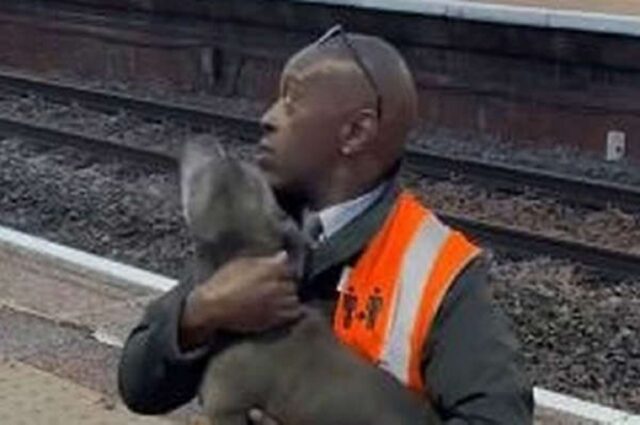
316;24;382;119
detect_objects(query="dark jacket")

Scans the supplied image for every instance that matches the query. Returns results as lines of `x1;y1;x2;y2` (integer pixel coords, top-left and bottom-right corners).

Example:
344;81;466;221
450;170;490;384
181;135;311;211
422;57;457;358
118;182;534;424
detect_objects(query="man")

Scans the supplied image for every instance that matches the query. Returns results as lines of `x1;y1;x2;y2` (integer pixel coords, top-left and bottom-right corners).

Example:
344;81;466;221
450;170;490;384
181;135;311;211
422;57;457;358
118;26;533;423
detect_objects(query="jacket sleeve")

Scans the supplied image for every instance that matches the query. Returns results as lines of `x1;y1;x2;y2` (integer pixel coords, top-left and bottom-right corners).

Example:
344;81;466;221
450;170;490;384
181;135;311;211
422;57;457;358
117;278;214;414
422;258;534;424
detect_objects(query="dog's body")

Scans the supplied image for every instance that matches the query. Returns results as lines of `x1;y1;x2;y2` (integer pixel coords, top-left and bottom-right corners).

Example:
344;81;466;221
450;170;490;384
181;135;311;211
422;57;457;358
180;136;437;425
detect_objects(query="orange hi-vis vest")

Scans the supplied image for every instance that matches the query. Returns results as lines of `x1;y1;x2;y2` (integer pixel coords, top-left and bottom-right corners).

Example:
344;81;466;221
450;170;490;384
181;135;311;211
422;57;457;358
333;190;481;393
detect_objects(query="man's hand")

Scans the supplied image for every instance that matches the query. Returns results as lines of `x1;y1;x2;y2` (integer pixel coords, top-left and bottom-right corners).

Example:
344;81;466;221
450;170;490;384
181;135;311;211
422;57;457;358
248;408;280;425
179;251;302;350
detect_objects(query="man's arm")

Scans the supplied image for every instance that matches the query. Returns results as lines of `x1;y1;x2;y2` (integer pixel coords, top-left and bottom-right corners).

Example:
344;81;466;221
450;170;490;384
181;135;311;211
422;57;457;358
118;252;303;415
118;279;214;414
423;258;534;424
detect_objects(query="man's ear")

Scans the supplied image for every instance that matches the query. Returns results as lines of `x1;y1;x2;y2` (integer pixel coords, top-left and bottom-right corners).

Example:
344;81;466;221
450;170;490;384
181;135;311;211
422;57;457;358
339;108;378;156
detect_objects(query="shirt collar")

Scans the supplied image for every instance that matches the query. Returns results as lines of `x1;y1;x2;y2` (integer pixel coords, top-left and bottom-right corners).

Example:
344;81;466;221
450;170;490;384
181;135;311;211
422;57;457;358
305;181;389;242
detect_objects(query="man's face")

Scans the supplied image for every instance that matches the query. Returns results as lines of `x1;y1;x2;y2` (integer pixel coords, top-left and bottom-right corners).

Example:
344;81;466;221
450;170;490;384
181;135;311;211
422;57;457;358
257;58;345;195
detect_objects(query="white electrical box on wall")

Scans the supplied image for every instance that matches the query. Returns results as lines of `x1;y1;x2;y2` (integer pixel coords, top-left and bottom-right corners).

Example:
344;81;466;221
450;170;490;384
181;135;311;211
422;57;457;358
606;130;626;162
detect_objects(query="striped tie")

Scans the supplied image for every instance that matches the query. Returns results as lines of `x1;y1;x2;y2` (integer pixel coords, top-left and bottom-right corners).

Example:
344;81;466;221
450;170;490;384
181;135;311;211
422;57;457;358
302;213;324;248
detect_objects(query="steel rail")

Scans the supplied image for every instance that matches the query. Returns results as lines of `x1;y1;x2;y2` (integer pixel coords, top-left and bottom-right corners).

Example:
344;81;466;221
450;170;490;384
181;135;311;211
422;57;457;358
0;115;177;168
0;70;259;137
441;214;640;276
404;148;640;212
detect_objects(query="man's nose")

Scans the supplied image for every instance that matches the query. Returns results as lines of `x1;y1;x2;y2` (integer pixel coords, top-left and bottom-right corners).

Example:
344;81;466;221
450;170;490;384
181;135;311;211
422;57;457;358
260;105;278;135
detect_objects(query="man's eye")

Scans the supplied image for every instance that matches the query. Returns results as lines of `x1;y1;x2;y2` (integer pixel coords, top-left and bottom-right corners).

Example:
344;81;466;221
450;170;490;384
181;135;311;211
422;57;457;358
283;95;294;113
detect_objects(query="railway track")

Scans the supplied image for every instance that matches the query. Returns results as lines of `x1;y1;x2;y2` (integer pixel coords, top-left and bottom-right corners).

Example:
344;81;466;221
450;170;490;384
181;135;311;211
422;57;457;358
0;116;176;168
1;69;639;212
404;150;640;212
0;70;258;138
1;112;638;276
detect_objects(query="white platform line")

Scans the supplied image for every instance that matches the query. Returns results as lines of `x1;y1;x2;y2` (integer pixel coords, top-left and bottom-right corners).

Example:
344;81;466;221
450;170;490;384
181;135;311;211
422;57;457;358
92;329;126;348
292;0;640;37
0;225;177;293
534;388;639;424
2;224;639;422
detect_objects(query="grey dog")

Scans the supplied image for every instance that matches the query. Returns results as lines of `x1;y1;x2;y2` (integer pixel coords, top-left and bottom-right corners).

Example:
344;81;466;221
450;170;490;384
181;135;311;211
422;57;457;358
180;135;438;425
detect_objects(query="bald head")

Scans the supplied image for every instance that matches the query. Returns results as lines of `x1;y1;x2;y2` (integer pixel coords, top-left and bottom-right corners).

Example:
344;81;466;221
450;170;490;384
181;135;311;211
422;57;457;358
286;29;418;162
259;27;418;208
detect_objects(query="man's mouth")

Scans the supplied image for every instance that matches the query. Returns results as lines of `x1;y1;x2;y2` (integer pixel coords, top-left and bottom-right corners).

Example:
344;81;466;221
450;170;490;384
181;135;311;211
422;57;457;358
256;141;276;168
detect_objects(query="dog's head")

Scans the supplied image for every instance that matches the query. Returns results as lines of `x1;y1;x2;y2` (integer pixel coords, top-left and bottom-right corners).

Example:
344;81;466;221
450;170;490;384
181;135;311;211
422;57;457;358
180;135;306;275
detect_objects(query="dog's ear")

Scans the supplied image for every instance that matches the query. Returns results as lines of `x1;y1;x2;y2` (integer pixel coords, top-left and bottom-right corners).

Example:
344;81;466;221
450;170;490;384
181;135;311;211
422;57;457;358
181;135;226;173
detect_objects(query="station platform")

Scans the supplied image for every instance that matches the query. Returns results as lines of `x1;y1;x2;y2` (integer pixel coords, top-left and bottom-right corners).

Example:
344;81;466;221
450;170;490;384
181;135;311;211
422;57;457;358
0;225;636;424
469;0;640;16
298;0;640;37
0;227;202;424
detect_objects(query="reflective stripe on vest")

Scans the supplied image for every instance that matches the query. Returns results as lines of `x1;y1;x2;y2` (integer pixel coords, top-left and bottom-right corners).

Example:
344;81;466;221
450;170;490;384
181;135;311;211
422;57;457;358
332;190;481;393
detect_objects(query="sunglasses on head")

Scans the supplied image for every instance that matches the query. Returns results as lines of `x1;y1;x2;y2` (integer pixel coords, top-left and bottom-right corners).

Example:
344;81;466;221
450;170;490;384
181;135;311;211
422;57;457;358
315;25;382;119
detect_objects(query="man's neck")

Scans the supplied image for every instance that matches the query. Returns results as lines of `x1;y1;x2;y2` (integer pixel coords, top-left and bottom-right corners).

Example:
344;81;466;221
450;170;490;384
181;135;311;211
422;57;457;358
302;158;401;211
307;170;389;211
308;185;375;211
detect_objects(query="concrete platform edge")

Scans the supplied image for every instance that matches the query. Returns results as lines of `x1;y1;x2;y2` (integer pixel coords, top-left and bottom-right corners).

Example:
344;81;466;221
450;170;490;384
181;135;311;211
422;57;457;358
292;0;640;37
534;388;639;424
0;225;177;293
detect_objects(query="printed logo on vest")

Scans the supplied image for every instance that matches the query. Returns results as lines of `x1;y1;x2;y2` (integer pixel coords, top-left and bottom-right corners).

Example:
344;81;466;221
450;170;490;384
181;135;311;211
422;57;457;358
342;287;358;329
341;286;384;330
365;288;383;330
